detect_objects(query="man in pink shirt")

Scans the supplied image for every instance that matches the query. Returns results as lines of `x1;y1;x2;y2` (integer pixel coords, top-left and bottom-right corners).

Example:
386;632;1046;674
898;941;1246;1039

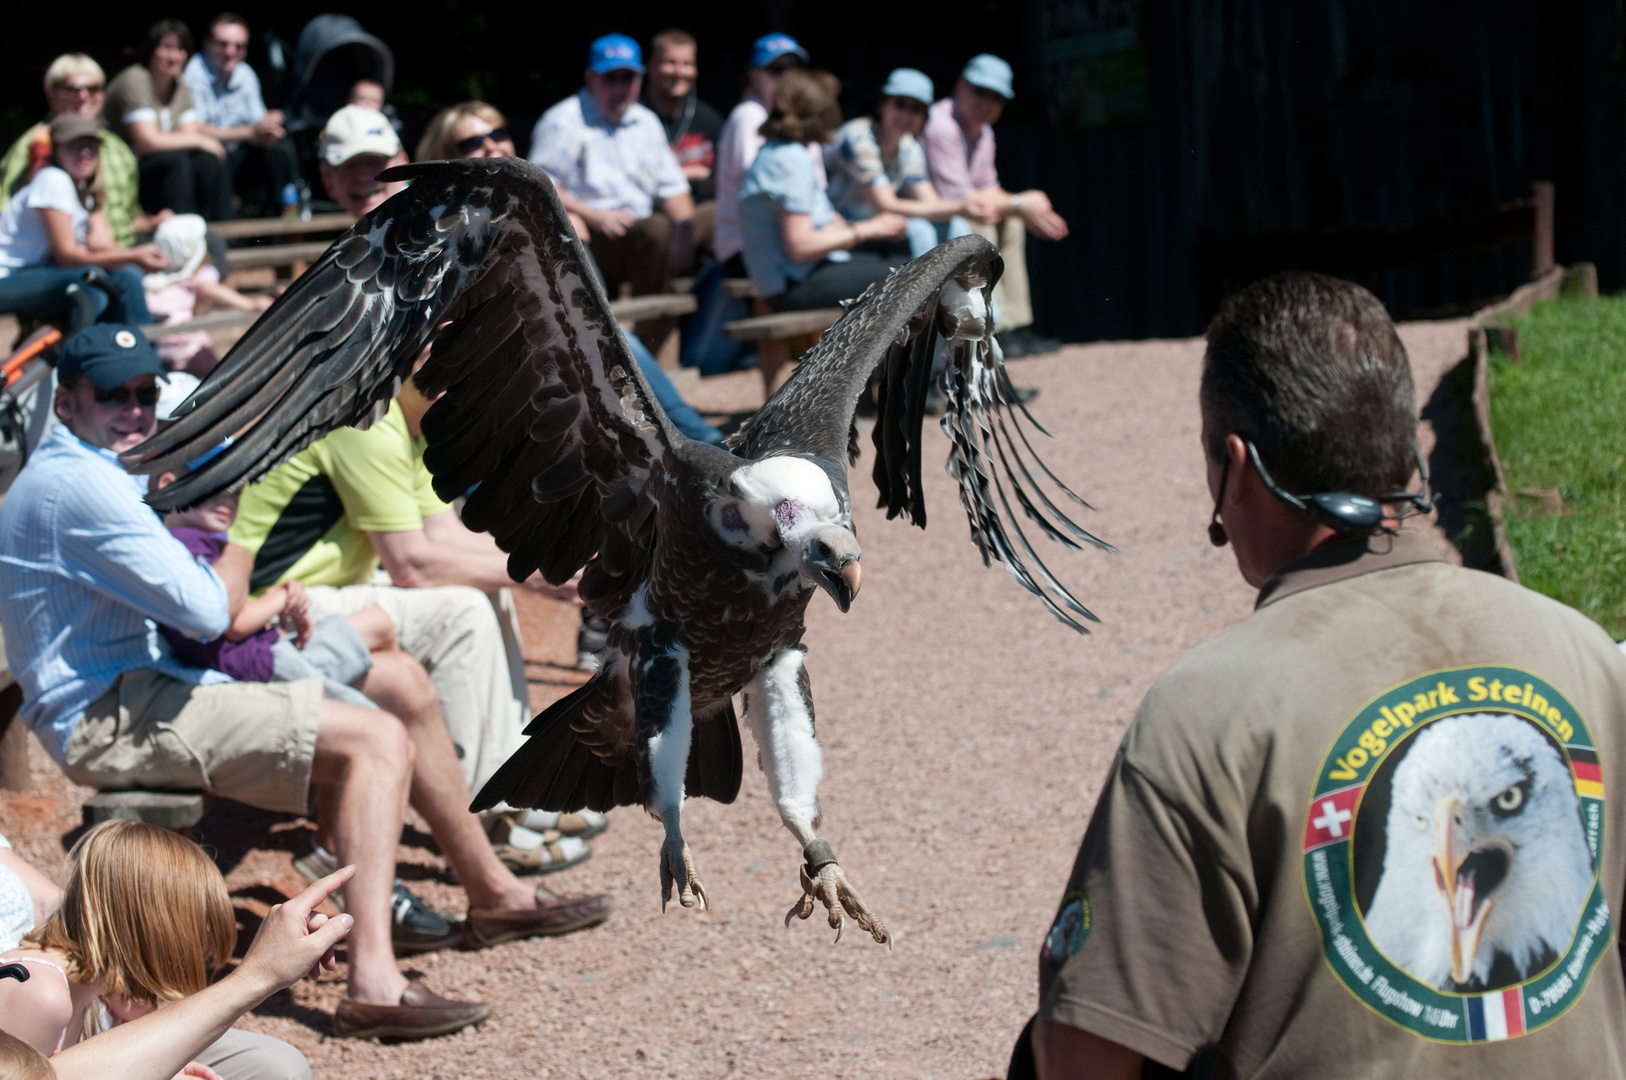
923;54;1069;357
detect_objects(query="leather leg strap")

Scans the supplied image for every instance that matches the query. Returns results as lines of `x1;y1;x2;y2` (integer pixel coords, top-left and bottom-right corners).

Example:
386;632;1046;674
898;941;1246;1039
803;839;837;875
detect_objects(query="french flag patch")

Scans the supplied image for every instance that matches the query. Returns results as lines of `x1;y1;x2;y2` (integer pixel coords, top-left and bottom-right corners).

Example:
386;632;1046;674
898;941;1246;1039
1465;986;1525;1041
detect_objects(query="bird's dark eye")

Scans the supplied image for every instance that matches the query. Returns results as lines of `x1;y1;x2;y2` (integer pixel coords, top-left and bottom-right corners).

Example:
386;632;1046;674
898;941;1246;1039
810;541;829;560
1490;782;1528;818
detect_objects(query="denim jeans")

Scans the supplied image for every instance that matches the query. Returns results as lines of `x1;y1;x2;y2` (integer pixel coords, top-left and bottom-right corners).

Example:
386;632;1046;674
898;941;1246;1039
0;264;152;328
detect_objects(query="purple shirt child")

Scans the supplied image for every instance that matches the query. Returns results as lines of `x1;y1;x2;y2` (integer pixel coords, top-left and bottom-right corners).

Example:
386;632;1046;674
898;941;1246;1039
159;527;277;682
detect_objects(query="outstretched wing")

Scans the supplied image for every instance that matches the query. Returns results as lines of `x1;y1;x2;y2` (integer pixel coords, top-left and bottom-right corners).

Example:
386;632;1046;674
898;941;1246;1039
734;234;1112;633
125;158;680;584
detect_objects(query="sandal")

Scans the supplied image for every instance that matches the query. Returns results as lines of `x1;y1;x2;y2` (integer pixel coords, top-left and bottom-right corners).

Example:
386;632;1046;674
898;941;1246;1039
487;813;593;876
510;808;610;840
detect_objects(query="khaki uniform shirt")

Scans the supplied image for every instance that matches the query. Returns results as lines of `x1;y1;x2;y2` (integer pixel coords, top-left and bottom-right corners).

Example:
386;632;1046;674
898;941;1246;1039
1039;529;1626;1076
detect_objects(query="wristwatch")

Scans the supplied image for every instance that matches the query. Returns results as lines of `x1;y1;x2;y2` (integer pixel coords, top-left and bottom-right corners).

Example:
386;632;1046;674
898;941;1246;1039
1009;193;1023;212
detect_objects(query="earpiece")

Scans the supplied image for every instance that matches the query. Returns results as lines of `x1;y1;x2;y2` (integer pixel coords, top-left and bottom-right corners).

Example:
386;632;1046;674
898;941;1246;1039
1244;439;1432;534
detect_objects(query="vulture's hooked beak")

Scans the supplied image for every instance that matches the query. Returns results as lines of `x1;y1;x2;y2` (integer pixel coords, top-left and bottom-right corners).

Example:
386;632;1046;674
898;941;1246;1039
1430;796;1510;985
800;529;863;613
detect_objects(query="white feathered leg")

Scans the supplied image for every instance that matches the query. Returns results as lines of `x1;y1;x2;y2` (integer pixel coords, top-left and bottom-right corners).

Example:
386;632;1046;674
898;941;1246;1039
638;642;707;910
744;647;891;947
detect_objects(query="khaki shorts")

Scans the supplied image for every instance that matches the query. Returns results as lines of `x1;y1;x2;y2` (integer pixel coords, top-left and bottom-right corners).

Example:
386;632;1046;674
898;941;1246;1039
63;669;323;815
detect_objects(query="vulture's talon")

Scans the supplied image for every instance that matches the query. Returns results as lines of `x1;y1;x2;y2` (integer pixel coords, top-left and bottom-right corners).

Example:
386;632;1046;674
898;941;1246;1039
660;837;708;914
789;860;891;948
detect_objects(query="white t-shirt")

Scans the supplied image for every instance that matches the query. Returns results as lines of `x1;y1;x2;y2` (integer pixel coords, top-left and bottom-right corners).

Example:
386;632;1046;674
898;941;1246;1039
0;167;89;277
0;834;35;950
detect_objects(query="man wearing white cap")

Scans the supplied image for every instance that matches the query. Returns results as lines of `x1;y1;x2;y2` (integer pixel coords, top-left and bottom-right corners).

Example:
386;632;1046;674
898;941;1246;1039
316;104;408;218
922;54;1070;358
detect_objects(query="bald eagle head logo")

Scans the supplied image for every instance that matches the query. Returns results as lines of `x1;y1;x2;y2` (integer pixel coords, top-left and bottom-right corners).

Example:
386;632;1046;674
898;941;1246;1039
1361;712;1593;991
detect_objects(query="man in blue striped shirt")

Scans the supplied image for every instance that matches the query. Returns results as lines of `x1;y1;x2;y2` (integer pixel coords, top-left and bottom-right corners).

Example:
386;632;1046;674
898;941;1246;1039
0;324;607;1039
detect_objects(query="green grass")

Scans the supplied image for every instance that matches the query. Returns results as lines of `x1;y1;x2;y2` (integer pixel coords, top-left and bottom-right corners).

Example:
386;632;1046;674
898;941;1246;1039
1489;293;1626;639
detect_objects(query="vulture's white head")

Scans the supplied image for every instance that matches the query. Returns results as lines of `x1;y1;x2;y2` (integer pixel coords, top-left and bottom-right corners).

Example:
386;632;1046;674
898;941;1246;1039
1363;712;1593;990
713;457;863;611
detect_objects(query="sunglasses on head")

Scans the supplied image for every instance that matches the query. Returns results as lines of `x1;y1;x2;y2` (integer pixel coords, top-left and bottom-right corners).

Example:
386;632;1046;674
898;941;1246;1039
92;385;160;407
454;127;510;155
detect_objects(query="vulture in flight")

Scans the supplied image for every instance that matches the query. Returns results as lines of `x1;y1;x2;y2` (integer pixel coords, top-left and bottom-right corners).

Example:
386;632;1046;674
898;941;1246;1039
126;158;1109;946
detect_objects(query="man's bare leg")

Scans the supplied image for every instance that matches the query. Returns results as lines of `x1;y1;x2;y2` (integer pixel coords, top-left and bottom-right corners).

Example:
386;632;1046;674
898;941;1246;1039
360;649;541;911
309;697;415;1004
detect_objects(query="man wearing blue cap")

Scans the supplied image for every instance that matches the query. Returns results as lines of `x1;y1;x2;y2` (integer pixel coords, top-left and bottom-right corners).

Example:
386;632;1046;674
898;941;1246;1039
713;32;811;270
923;54;1070;358
529;33;697;305
0;325;603;1039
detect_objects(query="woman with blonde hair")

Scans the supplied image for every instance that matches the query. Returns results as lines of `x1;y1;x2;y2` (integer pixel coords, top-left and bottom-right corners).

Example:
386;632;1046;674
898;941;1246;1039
415;101;516;162
737;68;907;311
0;820;315;1080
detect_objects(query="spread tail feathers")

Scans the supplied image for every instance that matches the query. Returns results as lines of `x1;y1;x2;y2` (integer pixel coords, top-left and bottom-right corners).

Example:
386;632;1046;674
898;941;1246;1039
471;677;745;814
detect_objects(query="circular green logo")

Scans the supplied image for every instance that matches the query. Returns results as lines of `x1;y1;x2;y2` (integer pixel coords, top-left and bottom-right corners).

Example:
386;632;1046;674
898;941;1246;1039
1303;666;1611;1043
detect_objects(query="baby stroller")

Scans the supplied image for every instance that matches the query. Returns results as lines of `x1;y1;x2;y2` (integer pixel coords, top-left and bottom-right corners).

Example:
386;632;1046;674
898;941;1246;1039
273;14;397;208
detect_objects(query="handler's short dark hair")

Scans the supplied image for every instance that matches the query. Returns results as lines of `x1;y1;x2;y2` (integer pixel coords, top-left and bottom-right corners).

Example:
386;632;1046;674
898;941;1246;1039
1201;272;1416;497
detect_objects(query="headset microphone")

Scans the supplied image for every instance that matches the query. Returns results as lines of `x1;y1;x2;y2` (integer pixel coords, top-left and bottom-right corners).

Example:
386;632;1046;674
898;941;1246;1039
1208;439;1433;547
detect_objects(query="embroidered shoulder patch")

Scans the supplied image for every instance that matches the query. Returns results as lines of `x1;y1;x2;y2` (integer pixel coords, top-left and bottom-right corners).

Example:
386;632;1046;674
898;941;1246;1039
1303;665;1610;1043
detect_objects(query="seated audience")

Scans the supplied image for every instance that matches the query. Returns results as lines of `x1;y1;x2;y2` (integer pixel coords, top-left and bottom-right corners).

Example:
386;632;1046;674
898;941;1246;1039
642;29;724;258
0;115;162;329
827;69;969;259
529;34;696;302
0;54;163;249
738;69;907;311
141;213;269;377
0;325;608;1039
2;864;353;1080
0;821;311;1079
183;12;302;217
922;54;1069;357
713;33;809;273
104;20;232;221
348;80;386;112
0;835;61;952
317;105;406;219
414;101;515;162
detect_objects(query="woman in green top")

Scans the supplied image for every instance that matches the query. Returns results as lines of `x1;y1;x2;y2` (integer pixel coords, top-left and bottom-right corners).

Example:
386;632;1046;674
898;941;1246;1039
104;20;231;220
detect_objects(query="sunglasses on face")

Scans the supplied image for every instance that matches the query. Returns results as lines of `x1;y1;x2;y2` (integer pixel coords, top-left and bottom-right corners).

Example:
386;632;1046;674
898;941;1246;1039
54;82;103;95
454;127;510;155
92;386;160;407
887;97;928;115
208;38;248;53
599;70;638;86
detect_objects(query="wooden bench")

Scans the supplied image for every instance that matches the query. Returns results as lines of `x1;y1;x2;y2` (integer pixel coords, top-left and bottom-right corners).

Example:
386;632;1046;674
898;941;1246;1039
670;276;757;298
209;213;354;242
724;307;845;393
142;308;263;339
82;790;207;836
223;240;332;276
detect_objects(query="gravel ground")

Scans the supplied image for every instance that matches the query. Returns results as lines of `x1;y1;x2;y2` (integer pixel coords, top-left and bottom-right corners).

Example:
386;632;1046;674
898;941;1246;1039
0;319;1471;1079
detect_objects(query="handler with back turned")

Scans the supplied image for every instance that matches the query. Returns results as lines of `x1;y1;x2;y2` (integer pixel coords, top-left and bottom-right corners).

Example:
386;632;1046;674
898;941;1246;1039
1018;272;1626;1078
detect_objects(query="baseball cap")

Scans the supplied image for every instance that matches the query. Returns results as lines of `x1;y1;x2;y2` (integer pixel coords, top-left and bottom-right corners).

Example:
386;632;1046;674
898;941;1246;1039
588;34;644;74
881;68;934;106
48;113;100;145
961;54;1014;100
751;33;809;69
57;323;165;391
317;105;401;167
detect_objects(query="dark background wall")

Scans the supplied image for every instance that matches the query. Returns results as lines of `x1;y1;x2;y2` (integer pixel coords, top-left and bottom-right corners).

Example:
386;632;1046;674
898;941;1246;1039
6;1;1625;342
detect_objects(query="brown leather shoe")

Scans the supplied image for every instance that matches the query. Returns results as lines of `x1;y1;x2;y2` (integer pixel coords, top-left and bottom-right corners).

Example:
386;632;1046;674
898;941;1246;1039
462;885;614;949
331;980;491;1040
